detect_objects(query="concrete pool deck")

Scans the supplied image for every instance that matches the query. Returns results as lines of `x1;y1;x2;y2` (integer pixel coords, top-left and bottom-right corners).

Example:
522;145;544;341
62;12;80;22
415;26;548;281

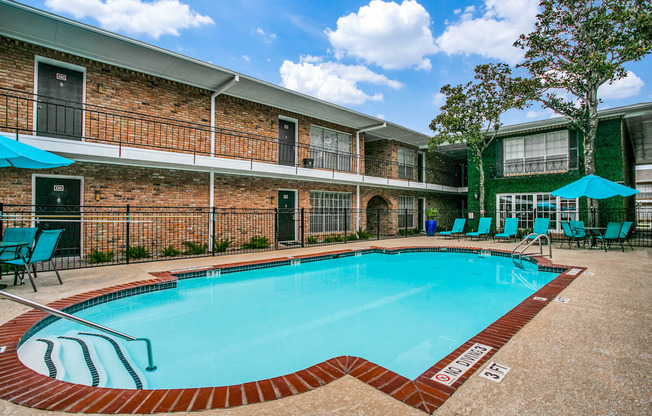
0;237;650;415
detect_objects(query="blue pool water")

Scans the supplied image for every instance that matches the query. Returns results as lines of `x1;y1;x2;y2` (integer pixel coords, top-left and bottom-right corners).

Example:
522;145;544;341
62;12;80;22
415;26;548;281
19;251;557;389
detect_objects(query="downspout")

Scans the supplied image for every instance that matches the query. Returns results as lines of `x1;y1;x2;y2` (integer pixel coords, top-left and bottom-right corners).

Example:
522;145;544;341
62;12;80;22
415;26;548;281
355;123;386;230
208;75;239;251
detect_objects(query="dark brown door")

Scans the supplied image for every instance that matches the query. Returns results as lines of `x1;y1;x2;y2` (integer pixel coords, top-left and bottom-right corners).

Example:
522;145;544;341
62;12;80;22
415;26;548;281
278;190;295;241
37;62;83;140
34;177;81;256
278;119;295;166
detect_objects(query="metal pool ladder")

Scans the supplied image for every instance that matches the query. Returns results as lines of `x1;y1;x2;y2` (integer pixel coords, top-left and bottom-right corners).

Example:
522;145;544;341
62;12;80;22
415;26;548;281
0;290;157;371
511;233;552;269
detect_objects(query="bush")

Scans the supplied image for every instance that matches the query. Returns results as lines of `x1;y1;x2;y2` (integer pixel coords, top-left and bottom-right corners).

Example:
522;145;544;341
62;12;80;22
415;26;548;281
212;237;232;253
183;241;208;255
307;236;319;244
242;235;270;249
398;228;418;236
162;245;181;257
89;249;115;264
357;228;370;240
125;245;150;259
347;233;358;241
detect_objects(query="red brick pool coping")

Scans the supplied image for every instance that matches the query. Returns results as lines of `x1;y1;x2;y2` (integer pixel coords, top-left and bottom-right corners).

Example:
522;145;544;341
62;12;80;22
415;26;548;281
0;246;584;414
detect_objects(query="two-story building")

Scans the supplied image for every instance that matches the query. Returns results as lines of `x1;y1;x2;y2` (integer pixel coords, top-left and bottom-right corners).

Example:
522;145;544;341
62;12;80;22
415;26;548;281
0;2;466;260
462;102;652;235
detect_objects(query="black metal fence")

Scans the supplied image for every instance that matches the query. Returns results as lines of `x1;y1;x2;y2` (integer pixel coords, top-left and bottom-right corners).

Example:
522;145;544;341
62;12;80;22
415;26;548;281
2;204;649;276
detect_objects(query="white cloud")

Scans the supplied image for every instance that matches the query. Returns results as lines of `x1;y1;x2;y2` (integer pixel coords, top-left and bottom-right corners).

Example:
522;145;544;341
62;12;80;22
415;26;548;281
598;71;644;100
45;0;213;39
242;55;251;62
526;109;554;119
280;56;403;105
376;113;386;119
436;0;539;65
326;0;437;70
432;92;446;107
255;27;277;44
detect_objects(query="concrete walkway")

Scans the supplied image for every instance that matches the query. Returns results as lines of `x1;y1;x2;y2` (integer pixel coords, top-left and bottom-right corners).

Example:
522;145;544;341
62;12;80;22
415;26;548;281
0;237;650;415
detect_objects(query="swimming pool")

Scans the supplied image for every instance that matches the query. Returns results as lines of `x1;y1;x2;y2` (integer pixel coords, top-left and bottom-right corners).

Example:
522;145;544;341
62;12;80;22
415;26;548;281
18;249;558;391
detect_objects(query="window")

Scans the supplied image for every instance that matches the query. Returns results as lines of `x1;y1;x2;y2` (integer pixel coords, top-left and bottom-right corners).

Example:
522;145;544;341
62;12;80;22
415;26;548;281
310;191;352;233
310;126;352;171
398;148;415;180
398;196;414;228
504;131;569;175
496;193;578;231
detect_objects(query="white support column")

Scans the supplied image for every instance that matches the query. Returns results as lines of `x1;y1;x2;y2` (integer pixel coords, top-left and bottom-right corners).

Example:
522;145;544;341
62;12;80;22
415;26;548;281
356;184;360;231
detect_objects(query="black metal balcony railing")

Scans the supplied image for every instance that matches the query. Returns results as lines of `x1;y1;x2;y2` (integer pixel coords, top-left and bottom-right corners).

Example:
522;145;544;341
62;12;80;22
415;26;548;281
0;87;464;187
491;157;579;178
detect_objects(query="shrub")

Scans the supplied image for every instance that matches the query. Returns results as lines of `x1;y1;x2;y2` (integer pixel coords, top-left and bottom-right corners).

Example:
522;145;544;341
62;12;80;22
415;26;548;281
89;249;114;264
125;245;150;259
357;228;370;240
162;245;181;257
242;235;270;249
347;233;358;241
183;241;208;255
307;236;319;244
212;237;232;253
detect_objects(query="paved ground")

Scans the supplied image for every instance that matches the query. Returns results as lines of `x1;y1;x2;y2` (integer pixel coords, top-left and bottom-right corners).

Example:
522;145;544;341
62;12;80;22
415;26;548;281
0;237;650;415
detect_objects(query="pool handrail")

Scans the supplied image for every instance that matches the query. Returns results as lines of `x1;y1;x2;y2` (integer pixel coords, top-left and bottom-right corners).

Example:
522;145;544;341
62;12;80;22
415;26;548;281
0;290;156;371
511;232;552;269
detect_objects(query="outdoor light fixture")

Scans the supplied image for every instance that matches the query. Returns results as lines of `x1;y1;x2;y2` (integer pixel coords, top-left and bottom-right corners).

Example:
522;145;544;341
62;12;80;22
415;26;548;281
97;83;104;93
474;192;479;200
94;190;101;201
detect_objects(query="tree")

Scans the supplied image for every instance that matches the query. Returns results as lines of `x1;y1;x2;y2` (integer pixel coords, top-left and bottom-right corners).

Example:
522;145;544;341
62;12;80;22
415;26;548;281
515;0;652;178
429;64;526;213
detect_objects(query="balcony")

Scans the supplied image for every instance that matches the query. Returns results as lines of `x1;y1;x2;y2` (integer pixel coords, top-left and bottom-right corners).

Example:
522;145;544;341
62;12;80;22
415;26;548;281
490;156;579;178
0;87;465;191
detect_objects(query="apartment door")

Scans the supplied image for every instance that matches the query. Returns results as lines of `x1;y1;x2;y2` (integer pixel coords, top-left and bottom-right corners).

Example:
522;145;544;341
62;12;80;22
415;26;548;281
417;152;425;182
277;190;296;242
34;176;82;256
36;62;84;140
278;119;296;166
418;198;425;231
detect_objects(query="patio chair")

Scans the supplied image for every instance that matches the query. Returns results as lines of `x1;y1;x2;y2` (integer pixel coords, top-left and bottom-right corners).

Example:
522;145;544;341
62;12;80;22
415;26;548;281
494;218;518;242
560;221;586;249
619;221;634;250
2;229;64;292
466;217;492;240
595;222;624;252
527;218;550;240
438;218;466;239
0;227;38;260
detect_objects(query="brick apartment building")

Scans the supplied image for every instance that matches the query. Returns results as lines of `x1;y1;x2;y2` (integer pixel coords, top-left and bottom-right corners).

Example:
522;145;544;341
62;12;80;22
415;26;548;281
0;2;466;259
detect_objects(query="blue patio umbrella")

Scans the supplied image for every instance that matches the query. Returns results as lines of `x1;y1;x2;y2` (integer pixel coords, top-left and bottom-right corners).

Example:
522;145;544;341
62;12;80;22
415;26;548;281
551;175;639;199
0;134;73;169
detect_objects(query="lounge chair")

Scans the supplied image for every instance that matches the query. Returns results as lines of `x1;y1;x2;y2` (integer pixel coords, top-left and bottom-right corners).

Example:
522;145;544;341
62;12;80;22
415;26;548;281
466;217;492;240
493;218;518;242
527;218;550;240
2;229;64;292
619;221;633;250
595;222;624;252
439;218;466;239
560;221;586;249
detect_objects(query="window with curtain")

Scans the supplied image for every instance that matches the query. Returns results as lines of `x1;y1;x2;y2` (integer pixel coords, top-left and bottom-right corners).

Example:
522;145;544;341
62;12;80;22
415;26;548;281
504;131;569;175
496;193;578;231
310;191;352;233
398;148;415;180
398;196;414;228
310;126;352;171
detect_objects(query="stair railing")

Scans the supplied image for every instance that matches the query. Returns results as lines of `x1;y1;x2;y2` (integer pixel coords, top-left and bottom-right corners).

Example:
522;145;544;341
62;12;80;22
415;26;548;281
0;290;156;371
511;233;552;269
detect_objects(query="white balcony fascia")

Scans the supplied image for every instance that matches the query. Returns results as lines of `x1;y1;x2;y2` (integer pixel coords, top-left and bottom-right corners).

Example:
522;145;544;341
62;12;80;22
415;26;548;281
14;134;466;194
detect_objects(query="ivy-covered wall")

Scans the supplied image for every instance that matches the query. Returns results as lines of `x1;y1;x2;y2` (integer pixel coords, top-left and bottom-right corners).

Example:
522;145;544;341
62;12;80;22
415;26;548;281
467;117;633;228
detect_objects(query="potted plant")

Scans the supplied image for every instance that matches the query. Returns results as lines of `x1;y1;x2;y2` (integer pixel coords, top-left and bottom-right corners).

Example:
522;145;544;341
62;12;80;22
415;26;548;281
425;208;438;236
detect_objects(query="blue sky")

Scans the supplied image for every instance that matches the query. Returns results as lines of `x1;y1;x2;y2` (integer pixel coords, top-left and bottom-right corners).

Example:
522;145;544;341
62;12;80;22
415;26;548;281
16;0;652;135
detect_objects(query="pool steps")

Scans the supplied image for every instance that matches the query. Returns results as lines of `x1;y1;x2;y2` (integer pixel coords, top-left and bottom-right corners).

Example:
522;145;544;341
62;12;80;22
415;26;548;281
21;333;144;389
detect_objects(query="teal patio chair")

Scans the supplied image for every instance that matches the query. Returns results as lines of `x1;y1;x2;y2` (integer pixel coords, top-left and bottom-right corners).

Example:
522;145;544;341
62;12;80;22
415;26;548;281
0;227;38;261
466;217;492;240
619;221;633;250
439;218;466;239
494;218;518;242
560;221;586;249
595;222;624;252
527;218;550;240
2;229;64;292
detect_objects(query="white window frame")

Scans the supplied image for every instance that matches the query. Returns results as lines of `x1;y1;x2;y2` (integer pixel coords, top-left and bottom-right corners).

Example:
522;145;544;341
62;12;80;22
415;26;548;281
496;192;579;232
503;131;569;175
398;147;415;180
398;196;415;228
309;191;352;233
309;125;353;172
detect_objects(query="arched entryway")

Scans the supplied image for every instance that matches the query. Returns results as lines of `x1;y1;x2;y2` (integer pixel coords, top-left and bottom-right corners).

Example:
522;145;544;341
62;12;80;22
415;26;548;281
366;195;392;237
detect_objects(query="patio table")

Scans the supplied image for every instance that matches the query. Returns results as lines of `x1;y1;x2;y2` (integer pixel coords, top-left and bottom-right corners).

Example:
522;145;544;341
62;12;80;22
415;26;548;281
0;241;30;289
580;227;606;249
